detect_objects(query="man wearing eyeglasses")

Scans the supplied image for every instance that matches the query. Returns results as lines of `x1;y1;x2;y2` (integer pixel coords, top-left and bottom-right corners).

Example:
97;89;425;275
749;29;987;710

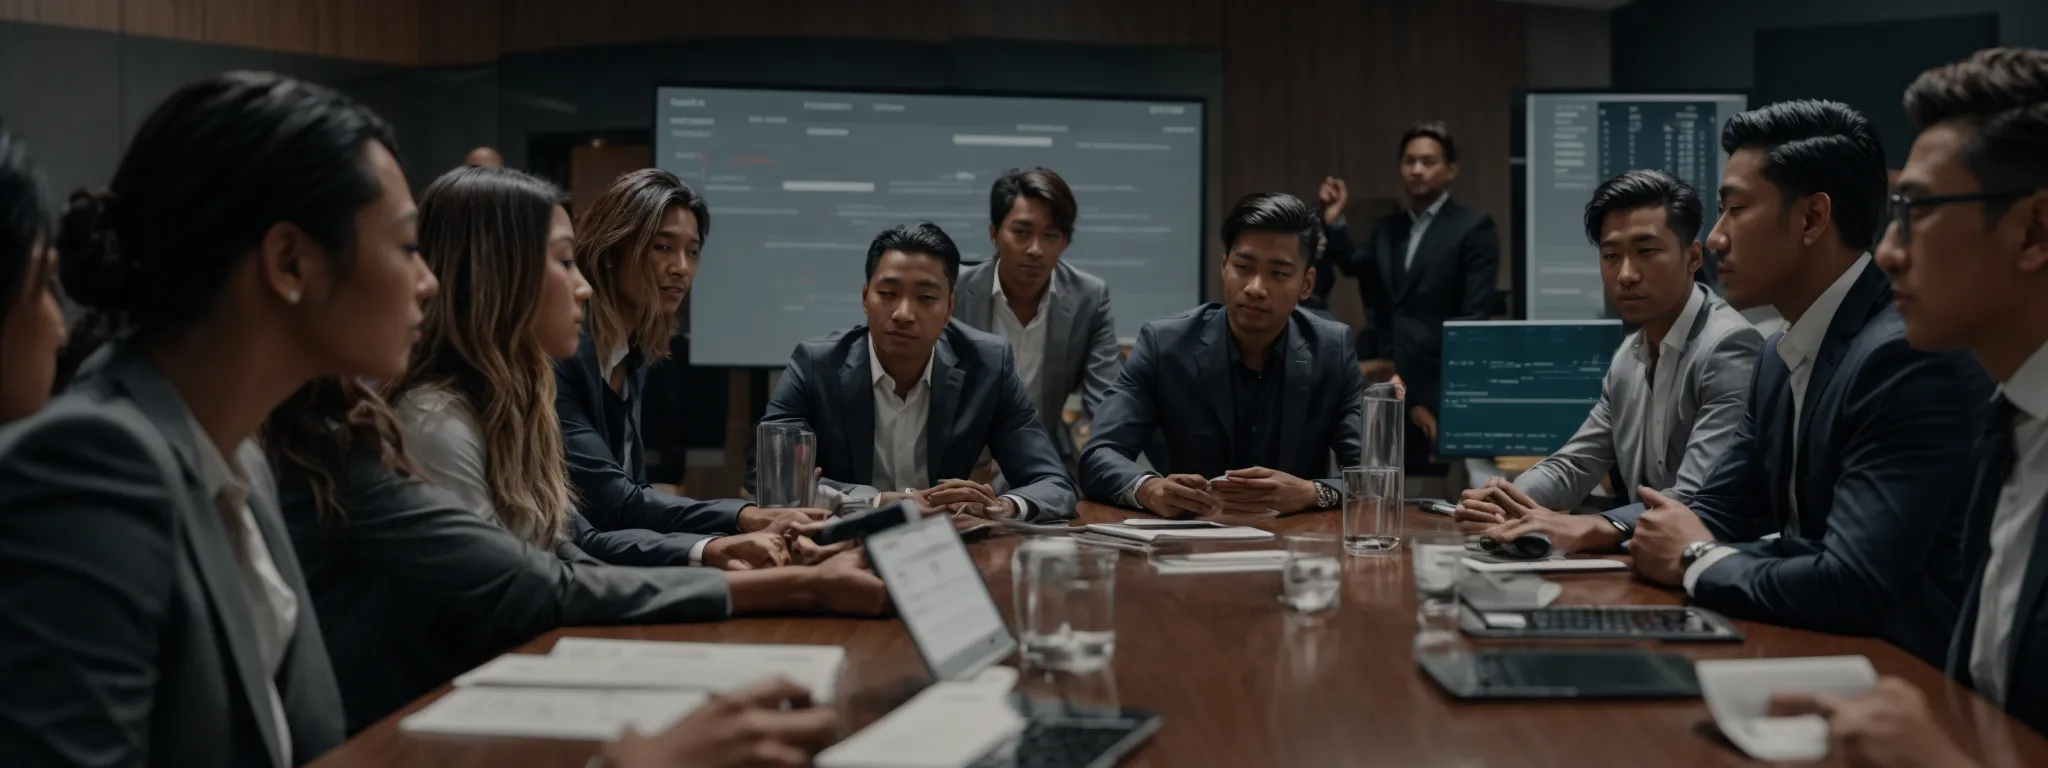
1471;99;1993;664
1763;48;2048;766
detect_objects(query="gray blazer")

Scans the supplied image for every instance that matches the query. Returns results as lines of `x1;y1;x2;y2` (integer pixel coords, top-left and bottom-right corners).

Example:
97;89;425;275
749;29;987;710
0;342;344;767
951;259;1121;459
1514;285;1764;510
276;453;733;733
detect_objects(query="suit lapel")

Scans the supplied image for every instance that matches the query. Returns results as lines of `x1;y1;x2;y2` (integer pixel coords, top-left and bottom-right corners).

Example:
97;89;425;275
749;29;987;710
1795;265;1889;526
1042;282;1079;411
1754;338;1797;531
965;264;996;329
1276;319;1312;473
926;338;965;478
1399;202;1459;302
103;347;289;768
1378;217;1407;303
1197;312;1236;449
840;336;877;484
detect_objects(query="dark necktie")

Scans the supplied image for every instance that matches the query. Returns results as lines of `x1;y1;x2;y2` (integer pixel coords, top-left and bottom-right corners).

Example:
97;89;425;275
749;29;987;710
1967;397;2021;552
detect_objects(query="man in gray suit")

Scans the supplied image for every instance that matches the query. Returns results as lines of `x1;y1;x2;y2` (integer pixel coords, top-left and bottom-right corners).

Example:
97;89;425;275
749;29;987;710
759;222;1077;522
1458;170;1763;550
953;167;1121;464
1080;193;1365;517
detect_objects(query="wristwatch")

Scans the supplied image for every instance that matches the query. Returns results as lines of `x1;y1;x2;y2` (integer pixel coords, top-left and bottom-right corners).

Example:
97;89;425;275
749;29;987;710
1313;481;1341;510
1680;540;1723;571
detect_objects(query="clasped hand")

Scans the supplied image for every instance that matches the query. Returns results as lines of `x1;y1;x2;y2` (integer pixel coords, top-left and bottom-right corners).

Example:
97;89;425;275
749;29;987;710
1137;467;1316;518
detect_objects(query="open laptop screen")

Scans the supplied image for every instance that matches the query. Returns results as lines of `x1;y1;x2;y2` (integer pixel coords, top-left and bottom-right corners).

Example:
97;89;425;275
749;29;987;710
864;513;1016;681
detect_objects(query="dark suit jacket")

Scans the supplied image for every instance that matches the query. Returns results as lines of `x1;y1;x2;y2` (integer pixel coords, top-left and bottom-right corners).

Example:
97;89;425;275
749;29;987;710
276;453;731;733
757;321;1077;522
555;331;748;546
1607;264;1988;663
0;342;344;767
1322;197;1500;414
1078;304;1366;504
1948;466;2048;735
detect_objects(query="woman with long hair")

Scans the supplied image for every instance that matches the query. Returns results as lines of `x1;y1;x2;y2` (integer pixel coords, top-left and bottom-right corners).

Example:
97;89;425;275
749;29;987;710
267;165;886;734
0;71;431;766
0;122;64;425
557;169;826;548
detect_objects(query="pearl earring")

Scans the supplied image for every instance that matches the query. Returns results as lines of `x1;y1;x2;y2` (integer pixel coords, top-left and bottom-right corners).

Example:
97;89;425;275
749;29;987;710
287;289;301;305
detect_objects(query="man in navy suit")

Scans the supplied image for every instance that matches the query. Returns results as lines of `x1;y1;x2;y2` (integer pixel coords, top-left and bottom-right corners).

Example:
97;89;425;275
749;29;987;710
1769;48;2048;764
1080;192;1364;518
1484;100;1990;663
758;222;1076;523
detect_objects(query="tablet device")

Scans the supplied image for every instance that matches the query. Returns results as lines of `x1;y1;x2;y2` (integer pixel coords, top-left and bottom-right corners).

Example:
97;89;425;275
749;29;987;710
1420;649;1701;700
863;512;1015;681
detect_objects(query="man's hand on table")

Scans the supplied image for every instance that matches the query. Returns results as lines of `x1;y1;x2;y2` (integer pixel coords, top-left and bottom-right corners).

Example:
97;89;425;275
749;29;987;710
878;479;1013;519
1136;474;1221;518
601;678;836;768
738;505;830;533
1630;487;1715;586
1456;478;1559;530
1211;467;1319;514
1769;677;1978;768
1457;479;1622;554
811;548;890;616
705;532;791;571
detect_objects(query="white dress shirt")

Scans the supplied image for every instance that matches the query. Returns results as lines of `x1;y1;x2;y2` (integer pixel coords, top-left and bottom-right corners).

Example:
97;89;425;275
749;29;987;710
1636;283;1708;488
185;411;297;765
1405;193;1451;269
866;339;1033;517
992;268;1055;398
1685;254;1869;594
1969;340;2048;706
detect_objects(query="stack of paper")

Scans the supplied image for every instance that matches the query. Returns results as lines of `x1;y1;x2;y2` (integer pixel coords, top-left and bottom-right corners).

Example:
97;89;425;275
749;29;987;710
1082;520;1275;543
400;638;847;741
1696;655;1877;761
816;667;1025;768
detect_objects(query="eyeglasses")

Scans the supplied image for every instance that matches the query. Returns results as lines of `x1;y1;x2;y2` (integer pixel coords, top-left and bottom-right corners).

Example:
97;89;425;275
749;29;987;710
1888;189;2043;244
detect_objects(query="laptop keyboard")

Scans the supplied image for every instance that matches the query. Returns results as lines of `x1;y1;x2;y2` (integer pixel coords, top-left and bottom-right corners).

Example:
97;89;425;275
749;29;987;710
971;720;1145;768
1523;606;1707;636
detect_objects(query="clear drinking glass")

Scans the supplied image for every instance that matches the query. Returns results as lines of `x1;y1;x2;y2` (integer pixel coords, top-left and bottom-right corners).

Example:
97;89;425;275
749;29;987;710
1361;381;1406;470
1012;538;1119;673
1409;527;1467;655
1281;532;1342;613
1342;466;1404;556
753;422;816;508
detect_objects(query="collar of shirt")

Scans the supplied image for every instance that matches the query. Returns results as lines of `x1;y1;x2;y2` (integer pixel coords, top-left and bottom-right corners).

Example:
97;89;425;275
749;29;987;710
2001;338;2048;421
1409;192;1450;226
182;407;253;513
867;334;937;395
601;343;636;401
1225;331;1286;376
992;263;1057;317
1634;282;1707;367
1776;252;1872;372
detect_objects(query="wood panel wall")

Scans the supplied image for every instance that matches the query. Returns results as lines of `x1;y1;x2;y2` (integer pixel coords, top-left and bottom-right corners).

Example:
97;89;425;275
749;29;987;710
0;0;420;64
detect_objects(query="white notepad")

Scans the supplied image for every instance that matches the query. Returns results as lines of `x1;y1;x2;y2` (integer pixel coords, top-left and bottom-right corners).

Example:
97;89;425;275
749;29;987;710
399;687;706;741
1150;550;1289;574
1460;555;1629;573
1083;522;1274;543
457;644;846;703
815;675;1025;768
1696;655;1877;761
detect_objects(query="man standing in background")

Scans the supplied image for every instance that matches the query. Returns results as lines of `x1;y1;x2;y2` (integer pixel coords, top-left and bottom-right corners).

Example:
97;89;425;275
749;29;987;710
1319;121;1501;475
953;168;1121;470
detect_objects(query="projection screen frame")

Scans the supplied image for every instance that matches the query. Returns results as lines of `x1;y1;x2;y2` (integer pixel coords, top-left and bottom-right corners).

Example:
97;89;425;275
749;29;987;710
653;80;1210;367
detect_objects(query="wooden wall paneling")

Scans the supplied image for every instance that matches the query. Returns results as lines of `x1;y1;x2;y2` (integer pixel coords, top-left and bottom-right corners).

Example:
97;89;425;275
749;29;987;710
201;0;320;58
495;0;954;55
313;0;419;65
417;0;500;66
121;0;209;42
0;0;123;30
954;0;1223;49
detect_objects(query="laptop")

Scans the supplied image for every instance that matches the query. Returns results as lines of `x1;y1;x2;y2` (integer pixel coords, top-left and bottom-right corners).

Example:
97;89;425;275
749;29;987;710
1419;648;1703;700
861;512;1162;768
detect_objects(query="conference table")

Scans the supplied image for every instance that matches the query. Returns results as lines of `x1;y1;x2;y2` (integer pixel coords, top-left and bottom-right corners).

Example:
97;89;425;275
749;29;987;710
312;502;2048;767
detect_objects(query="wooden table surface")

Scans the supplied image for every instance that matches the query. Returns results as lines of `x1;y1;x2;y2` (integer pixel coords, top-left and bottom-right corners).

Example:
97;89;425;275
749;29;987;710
311;503;2048;768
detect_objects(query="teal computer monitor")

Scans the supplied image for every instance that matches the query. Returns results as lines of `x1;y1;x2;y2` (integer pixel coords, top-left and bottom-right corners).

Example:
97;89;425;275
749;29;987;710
1436;320;1627;458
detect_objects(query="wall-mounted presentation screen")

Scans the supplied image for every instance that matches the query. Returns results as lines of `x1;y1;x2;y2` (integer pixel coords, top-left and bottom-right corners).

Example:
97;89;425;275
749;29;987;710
1524;93;1745;320
656;86;1206;366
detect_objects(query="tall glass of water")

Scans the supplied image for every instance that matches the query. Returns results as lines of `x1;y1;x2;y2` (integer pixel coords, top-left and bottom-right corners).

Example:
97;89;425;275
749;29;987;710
1409;527;1467;657
1342;466;1403;556
1282;532;1342;613
1361;381;1406;470
1012;538;1118;673
754;422;816;508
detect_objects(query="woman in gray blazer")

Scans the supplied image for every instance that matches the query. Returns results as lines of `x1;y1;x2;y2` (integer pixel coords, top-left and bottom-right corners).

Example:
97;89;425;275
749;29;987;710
0;73;434;767
265;165;888;732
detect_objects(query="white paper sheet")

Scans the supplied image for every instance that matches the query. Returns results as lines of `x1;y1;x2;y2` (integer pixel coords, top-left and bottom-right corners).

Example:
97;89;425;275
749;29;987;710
1696;655;1877;761
1460;556;1629;573
1083;523;1274;542
399;687;706;741
815;677;1025;768
457;643;845;703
